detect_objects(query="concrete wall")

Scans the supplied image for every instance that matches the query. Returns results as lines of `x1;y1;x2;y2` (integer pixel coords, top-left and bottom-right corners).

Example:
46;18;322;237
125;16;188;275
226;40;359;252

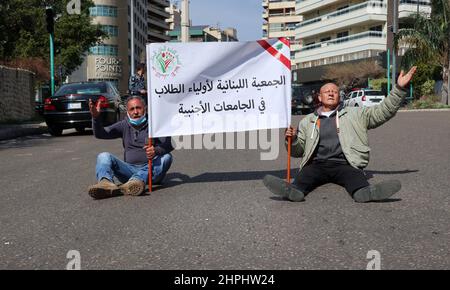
0;65;35;122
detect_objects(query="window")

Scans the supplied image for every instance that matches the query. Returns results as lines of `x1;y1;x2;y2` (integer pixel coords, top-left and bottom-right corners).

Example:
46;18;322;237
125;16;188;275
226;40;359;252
89;5;118;17
337;31;349;38
370;25;382;32
89;45;119;56
100;25;119;37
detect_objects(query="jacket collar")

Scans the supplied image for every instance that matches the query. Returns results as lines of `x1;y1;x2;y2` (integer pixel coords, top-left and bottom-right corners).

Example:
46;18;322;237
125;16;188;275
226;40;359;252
314;102;345;118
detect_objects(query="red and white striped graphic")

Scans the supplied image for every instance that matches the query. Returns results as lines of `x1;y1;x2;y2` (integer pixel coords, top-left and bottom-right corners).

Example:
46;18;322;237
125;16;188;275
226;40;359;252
257;38;291;70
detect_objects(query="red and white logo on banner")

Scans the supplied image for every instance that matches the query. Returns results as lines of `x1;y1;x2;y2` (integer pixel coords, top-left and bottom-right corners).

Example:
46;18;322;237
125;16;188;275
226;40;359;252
257;38;291;70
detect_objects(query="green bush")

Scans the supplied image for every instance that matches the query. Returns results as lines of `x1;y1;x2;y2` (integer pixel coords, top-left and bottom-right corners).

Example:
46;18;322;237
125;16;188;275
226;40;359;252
407;95;450;109
369;78;387;90
420;80;435;96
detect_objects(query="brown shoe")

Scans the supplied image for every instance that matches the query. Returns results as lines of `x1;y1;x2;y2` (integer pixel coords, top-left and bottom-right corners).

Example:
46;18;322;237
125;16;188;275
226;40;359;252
88;179;121;200
119;179;145;196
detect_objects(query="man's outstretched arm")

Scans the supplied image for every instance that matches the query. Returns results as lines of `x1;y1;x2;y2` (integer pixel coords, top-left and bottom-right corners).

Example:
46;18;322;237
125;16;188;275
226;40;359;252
89;98;123;140
363;67;417;129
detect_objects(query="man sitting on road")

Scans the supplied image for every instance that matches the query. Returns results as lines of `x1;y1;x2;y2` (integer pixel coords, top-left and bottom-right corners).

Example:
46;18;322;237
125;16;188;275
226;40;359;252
88;95;173;199
264;67;417;203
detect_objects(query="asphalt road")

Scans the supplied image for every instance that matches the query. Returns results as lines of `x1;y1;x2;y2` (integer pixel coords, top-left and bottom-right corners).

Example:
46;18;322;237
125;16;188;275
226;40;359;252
0;111;449;270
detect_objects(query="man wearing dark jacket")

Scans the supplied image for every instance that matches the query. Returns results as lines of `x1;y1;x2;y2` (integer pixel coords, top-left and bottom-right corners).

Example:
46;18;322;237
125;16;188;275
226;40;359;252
87;95;173;199
129;63;147;97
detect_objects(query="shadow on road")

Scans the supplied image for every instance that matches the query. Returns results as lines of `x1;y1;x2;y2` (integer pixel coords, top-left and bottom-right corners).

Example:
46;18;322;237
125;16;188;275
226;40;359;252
364;169;419;179
0;130;93;150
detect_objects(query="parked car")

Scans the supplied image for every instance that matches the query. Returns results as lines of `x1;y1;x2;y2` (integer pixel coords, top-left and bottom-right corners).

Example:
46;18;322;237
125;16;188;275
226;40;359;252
344;89;385;107
292;84;315;115
43;81;124;136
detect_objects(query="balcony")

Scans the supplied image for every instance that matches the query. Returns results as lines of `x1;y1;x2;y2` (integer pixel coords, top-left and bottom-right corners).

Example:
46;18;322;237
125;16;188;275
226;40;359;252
296;0;346;15
268;12;301;24
399;0;431;18
148;18;170;30
297;31;386;63
268;26;296;38
268;0;296;10
296;1;386;39
149;4;170;18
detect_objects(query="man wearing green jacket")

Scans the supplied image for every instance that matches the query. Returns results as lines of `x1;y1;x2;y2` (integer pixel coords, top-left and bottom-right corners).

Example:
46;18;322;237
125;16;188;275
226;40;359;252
264;67;417;203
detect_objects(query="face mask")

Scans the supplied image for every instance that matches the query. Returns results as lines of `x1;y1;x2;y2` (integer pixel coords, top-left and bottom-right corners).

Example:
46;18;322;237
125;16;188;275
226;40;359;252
127;112;147;126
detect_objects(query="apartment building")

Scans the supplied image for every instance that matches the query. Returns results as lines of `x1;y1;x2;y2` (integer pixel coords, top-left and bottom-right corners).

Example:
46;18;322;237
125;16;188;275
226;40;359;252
165;3;181;31
69;0;148;93
148;0;171;43
293;0;432;84
69;0;171;94
263;0;303;68
168;25;238;42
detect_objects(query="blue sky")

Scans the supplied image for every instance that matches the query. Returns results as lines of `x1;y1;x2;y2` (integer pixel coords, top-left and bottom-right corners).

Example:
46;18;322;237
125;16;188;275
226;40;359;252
170;0;263;41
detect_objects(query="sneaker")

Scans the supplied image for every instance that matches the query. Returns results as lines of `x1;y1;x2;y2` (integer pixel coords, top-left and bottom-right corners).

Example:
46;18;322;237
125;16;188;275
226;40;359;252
263;175;305;202
353;180;401;203
119;179;145;196
88;179;121;200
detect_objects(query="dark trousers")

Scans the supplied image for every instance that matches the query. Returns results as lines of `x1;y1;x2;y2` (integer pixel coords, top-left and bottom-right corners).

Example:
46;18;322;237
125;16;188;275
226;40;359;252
293;160;369;195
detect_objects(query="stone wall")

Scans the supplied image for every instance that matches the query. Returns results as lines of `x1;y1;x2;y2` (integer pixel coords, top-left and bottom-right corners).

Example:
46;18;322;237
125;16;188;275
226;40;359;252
0;65;36;122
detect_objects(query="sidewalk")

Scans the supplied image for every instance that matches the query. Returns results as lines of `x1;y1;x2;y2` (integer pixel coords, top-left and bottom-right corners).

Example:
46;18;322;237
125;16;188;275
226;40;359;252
0;121;48;141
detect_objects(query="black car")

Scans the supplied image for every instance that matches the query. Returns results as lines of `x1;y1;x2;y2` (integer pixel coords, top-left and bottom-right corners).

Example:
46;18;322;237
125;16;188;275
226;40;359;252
44;82;124;136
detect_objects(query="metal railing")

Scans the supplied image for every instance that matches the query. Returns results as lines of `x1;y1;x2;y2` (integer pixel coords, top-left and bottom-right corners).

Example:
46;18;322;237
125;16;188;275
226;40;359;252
300;31;385;52
298;1;386;28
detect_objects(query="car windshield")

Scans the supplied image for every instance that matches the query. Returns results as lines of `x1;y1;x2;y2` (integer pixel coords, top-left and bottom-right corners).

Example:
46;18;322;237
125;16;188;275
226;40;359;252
54;83;107;96
365;91;384;96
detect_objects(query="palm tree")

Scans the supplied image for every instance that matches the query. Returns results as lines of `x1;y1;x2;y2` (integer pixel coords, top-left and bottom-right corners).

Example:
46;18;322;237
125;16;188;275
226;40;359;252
396;0;449;104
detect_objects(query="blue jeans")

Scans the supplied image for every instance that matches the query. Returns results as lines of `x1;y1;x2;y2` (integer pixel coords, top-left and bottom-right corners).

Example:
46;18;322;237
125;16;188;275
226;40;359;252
95;152;173;184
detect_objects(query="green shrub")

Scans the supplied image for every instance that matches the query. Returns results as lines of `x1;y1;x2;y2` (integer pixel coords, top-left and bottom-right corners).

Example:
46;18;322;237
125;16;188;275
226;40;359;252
407;95;450;109
420;80;435;96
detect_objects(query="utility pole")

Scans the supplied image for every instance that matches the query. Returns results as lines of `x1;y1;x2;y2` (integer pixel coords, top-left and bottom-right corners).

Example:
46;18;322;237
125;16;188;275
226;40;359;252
130;0;135;75
181;0;190;42
46;6;55;95
392;0;399;85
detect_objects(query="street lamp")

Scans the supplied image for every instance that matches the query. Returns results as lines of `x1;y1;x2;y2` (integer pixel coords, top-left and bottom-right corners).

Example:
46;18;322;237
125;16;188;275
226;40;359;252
45;6;55;95
131;0;135;75
392;0;399;86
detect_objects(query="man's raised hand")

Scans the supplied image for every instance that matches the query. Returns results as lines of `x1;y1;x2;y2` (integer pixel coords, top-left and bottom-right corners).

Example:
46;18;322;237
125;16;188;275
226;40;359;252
397;66;417;88
89;98;101;119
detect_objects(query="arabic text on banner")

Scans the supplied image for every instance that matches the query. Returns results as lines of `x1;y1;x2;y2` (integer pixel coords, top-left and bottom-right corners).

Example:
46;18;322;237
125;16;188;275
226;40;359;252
146;39;292;137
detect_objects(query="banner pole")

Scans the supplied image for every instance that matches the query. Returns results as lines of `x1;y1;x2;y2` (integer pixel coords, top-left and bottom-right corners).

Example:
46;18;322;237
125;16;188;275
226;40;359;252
287;135;291;183
148;137;153;193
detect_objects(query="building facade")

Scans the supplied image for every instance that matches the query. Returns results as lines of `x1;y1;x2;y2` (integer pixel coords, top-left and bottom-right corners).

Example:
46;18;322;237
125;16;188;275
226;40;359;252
262;0;302;69
165;3;181;31
148;0;171;43
293;0;432;84
69;0;170;94
168;25;239;42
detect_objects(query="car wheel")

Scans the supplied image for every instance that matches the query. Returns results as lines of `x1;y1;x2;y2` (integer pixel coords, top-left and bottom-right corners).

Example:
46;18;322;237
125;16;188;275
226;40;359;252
75;127;85;133
48;124;63;136
355;104;359;107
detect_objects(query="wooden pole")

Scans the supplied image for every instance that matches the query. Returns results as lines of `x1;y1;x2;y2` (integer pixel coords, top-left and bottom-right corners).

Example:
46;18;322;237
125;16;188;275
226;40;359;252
287;135;292;183
148;137;153;192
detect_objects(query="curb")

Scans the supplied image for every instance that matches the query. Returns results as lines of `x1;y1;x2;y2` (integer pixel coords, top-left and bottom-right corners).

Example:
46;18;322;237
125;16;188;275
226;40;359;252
0;123;48;141
398;109;450;112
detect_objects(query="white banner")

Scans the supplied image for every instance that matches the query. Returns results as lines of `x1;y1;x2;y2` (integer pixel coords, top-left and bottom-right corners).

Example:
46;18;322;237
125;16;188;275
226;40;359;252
147;39;292;138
